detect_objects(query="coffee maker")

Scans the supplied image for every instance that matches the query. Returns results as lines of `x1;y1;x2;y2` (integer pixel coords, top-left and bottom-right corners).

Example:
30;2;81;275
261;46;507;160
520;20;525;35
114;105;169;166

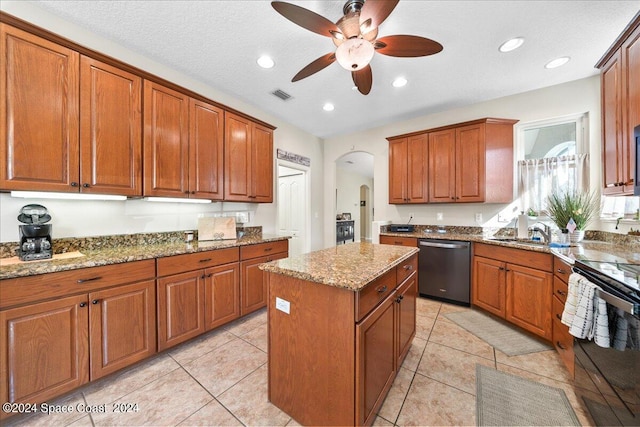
17;204;53;261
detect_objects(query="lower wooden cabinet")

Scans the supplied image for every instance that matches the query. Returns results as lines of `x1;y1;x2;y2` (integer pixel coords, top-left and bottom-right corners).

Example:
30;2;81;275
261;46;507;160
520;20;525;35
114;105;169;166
240;240;289;316
472;243;552;340
552;256;575;376
205;263;240;330
379;235;418;247
396;272;417;367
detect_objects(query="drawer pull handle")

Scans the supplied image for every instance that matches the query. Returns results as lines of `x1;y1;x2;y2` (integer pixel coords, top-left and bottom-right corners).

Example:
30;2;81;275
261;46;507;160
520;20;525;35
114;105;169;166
264;248;273;252
556;314;562;320
79;302;87;308
556;341;566;350
92;299;99;305
199;258;212;263
377;285;388;294
396;297;402;303
77;276;102;284
557;268;567;274
403;265;413;271
557;290;566;296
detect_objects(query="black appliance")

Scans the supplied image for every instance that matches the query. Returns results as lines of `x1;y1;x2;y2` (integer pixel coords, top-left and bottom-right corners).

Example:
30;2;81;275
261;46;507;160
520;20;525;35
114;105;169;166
17;204;53;261
389;224;415;232
571;259;639;426
634;124;639;196
418;239;470;305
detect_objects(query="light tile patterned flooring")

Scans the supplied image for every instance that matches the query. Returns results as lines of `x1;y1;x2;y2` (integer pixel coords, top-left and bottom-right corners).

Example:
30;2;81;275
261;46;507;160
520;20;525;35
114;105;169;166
7;297;594;426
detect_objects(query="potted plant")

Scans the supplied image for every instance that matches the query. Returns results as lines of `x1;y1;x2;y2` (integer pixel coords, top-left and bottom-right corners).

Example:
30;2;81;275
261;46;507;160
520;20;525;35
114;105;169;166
545;190;600;242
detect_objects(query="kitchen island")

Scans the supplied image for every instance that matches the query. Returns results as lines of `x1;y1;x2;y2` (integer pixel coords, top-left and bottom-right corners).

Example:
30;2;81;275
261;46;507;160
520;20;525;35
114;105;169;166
260;242;418;426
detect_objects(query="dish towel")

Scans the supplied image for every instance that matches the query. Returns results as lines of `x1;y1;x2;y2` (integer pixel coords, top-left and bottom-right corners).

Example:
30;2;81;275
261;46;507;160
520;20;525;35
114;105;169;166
561;273;581;327
590;296;610;348
566;274;610;347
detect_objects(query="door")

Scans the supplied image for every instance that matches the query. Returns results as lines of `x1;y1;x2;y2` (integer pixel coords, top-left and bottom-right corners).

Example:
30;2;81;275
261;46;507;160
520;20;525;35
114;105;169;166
80;56;142;196
622;25;640;193
89;280;156;380
407;133;428;203
241;252;287;315
278;166;306;256
396;273;417;367
472;256;506;317
506;264;552;340
224;112;251;201
189;99;224;200
157;270;205;351
388;138;407;203
456;123;485;202
143;80;189;197
1;24;80;192
0;295;89;405
356;295;396;426
252;123;273;202
204;263;240;330
602;52;624;195
428;129;456;202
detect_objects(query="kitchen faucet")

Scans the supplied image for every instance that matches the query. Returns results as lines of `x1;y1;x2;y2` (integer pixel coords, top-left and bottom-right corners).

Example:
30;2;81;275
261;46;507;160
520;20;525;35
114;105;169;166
530;222;551;243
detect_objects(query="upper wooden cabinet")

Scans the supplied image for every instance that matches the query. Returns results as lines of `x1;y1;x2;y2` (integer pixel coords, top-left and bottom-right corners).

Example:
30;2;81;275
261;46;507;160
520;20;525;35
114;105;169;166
224;112;273;203
597;13;640;195
387;118;517;205
0;24;142;195
388;133;428;204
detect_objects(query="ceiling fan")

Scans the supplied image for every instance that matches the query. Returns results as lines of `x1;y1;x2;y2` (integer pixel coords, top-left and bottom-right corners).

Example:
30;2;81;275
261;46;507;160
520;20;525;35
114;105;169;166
271;0;443;95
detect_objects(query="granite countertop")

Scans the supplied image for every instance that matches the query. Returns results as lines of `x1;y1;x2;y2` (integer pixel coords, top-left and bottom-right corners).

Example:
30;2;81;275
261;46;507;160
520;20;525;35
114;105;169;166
380;231;639;265
0;234;289;280
260;242;418;291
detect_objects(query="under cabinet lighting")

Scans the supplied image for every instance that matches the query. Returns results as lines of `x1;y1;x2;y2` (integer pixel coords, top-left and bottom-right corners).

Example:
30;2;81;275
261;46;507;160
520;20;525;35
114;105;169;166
143;197;212;204
10;191;126;201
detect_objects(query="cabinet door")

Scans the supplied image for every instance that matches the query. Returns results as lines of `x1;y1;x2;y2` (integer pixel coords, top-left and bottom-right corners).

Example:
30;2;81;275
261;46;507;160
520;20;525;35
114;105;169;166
356;295;396;426
601;52;624;195
456;124;485;202
506;264;552;340
0;295;89;405
189;99;224;200
1;24;80;192
224;112;252;201
388;138;408;203
89;280;156;380
428;129;456;202
204;263;240;330
396;273;417;368
241;252;287;316
143;80;189;197
407;133;428;203
472;256;506;318
157;270;205;351
80;56;142;196
252;123;273;202
621;24;640;193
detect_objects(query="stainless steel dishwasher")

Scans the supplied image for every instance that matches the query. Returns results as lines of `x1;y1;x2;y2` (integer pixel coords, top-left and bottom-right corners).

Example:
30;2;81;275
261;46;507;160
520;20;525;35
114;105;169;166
418;239;471;305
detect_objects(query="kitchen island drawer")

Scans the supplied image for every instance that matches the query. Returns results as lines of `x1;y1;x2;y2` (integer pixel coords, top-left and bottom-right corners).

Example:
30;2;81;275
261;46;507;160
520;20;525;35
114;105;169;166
379;236;418;247
356;268;396;322
240;240;288;260
156;247;239;277
397;254;417;284
553;257;572;283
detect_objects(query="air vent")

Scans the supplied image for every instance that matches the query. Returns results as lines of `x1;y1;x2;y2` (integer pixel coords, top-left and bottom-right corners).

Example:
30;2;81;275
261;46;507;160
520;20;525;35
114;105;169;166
271;89;292;101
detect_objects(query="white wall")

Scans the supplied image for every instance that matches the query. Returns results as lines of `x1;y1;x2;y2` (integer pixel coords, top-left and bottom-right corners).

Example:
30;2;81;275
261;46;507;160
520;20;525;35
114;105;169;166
0;2;325;250
323;76;603;247
336;168;373;242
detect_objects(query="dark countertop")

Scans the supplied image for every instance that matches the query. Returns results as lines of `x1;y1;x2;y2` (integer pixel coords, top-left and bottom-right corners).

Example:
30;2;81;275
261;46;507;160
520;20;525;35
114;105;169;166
0;234;289;280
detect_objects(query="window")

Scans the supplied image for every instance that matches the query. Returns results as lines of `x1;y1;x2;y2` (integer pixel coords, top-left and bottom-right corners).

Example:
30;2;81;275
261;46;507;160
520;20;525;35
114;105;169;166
516;113;589;216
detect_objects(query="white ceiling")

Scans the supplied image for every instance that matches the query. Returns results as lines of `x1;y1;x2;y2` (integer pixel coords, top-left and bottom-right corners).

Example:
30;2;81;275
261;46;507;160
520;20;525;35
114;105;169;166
24;1;640;139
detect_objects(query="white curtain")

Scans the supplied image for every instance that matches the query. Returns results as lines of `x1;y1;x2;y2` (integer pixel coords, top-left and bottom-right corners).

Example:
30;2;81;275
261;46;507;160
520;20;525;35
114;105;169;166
518;154;589;215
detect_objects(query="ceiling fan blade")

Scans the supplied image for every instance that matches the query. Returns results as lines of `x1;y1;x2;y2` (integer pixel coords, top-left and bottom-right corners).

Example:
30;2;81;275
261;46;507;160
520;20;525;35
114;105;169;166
359;0;399;29
272;1;339;37
292;53;336;82
352;65;372;95
375;35;443;57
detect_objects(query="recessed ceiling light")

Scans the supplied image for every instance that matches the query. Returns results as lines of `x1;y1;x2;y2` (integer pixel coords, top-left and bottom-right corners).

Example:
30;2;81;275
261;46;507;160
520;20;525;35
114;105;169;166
392;77;408;88
545;56;570;69
257;55;275;69
323;103;335;112
499;37;524;53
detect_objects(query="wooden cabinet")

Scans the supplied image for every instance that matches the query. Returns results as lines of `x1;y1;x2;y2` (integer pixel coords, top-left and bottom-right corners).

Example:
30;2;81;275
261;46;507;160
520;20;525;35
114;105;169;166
388;134;428;204
0;24;142;195
552;256;575;377
597;14;640;195
0;260;155;415
240;240;289;315
379;235;418;247
189;99;224;200
224;112;273;203
395;269;417;369
156;247;240;350
472;243;552;340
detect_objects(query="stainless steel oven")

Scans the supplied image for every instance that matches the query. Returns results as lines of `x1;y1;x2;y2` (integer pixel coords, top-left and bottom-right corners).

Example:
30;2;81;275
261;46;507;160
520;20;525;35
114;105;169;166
571;260;639;426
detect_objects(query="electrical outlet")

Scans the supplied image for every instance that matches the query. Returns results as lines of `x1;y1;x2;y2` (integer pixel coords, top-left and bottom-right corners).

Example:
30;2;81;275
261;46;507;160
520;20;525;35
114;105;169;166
436;212;443;221
475;213;482;223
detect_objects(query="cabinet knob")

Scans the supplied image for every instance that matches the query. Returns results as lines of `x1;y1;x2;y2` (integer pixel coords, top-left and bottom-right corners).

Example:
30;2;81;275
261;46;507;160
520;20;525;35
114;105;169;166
91;299;99;305
396;297;402;303
79;302;87;308
451;197;455;200
557;268;567;274
201;274;206;279
556;341;566;350
207;273;213;278
377;285;388;294
556;313;562;320
498;267;505;271
71;182;78;187
557;289;566;296
82;183;90;188
403;265;413;271
191;191;196;194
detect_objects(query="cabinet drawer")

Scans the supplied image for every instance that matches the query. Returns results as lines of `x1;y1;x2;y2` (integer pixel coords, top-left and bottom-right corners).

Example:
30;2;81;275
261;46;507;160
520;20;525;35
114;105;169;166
356;269;396;322
474;243;552;272
379;236;418;247
0;260;155;310
553;276;569;304
553;257;572;283
397;254;417;284
552;297;575;377
240;240;288;260
156;247;239;277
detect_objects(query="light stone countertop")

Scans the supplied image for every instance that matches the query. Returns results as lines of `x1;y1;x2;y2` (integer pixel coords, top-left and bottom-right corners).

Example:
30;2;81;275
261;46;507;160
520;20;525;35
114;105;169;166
260;242;418;291
0;235;289;280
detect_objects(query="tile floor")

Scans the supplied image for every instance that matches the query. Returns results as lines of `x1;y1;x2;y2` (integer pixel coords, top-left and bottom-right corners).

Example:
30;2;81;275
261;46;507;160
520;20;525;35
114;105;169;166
6;297;595;426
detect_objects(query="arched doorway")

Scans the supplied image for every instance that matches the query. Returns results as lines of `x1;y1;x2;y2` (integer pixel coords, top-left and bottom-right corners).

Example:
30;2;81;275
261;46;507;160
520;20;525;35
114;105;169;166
335;152;374;243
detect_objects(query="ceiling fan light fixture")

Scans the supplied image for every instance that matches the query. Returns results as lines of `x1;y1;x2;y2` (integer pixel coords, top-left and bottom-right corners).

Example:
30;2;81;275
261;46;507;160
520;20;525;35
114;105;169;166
257;55;275;69
392;76;407;88
335;38;374;71
498;37;524;52
545;56;570;69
